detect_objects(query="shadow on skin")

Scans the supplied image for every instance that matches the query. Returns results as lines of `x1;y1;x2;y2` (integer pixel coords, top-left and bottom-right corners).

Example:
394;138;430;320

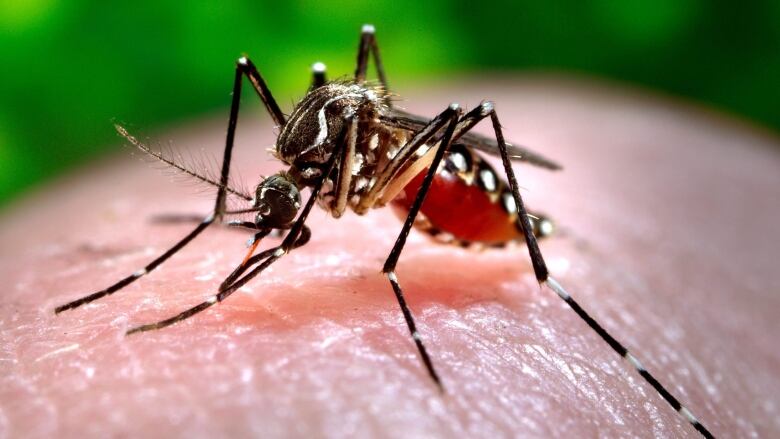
216;249;535;324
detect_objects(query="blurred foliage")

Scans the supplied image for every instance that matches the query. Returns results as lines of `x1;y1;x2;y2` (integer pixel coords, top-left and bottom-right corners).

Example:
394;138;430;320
1;0;778;207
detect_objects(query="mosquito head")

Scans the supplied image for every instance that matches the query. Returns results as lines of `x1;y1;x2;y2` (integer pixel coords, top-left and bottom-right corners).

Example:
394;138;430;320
253;173;301;229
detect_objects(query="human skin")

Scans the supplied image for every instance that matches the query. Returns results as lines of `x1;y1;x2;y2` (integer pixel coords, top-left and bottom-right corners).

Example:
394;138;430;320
0;77;778;438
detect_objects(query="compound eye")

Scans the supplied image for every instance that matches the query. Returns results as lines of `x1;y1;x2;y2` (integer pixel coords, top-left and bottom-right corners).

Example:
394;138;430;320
254;174;301;228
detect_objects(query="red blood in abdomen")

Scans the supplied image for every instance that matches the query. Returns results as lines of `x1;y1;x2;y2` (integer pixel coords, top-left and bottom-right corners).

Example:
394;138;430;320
391;169;521;245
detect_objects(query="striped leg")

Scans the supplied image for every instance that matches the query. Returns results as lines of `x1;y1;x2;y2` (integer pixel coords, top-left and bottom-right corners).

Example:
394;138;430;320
55;56;286;314
470;103;715;438
125;118;348;335
381;104;462;389
125;171;323;335
54;214;215;314
544;278;713;437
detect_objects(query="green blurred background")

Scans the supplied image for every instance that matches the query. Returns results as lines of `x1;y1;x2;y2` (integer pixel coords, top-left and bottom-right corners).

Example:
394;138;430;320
2;0;779;208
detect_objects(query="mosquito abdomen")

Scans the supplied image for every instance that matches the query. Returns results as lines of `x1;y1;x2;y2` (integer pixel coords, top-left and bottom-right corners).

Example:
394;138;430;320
391;143;550;247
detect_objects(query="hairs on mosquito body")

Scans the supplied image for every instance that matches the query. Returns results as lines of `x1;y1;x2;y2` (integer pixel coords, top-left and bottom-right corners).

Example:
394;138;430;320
115;124;253;201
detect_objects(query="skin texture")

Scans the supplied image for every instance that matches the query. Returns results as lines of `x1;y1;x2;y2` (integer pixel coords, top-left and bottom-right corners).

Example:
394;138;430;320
1;77;778;438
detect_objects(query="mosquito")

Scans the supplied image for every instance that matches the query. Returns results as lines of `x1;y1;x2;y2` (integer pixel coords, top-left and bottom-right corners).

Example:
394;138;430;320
55;25;714;438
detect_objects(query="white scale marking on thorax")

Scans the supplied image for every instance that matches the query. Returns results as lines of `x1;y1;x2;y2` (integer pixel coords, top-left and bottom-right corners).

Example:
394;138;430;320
306;92;365;154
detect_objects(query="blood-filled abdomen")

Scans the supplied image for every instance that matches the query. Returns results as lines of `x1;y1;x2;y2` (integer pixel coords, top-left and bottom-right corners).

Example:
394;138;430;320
391;144;529;246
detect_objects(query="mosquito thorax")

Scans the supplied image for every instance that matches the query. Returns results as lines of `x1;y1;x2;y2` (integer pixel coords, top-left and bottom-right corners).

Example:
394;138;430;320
253;173;301;228
275;82;385;173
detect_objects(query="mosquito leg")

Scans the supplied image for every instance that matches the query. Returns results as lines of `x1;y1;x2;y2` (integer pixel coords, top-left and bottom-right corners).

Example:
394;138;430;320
126;119;348;335
151;206;274;225
331;110;358;217
354;24;388;91
126;213;309;335
211;223;314;308
224;221;263;231
150;204;274;226
357;107;463;212
148;213;285;238
236;56;287;128
238;224;310;251
150;214;258;233
220;225;311;290
380;104;461;389
56;57;282;314
310;62;327;89
452;101;714;438
53;215;215;313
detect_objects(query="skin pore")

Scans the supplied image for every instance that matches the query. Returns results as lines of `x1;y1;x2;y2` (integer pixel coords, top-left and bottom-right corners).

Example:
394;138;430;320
0;77;778;438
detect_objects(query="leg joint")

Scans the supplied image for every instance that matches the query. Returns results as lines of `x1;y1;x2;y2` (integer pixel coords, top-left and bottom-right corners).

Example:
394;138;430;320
384;270;398;283
312;61;326;73
236;56;251;68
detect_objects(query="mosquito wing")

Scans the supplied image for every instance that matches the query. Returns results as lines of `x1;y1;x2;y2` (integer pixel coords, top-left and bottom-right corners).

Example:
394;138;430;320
381;108;562;171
